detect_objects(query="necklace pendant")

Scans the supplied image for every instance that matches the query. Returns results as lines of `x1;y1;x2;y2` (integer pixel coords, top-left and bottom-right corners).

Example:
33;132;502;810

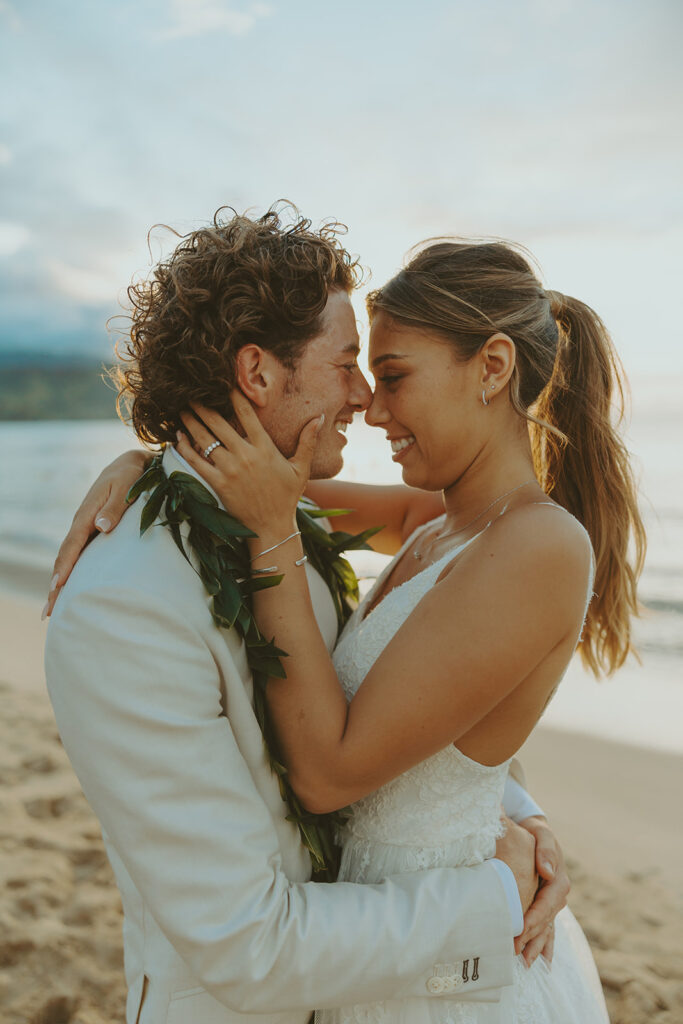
413;550;422;561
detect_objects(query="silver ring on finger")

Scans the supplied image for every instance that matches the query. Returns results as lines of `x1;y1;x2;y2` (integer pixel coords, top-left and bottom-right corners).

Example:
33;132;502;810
203;440;222;460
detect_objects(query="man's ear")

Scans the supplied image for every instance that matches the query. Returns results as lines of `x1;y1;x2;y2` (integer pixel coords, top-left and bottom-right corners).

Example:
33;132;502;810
235;344;278;408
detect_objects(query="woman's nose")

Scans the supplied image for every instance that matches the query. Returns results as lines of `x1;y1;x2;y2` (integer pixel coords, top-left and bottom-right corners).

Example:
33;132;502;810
364;391;389;427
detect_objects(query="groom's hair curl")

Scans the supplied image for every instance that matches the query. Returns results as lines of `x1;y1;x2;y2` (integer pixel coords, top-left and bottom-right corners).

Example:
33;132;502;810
113;202;362;445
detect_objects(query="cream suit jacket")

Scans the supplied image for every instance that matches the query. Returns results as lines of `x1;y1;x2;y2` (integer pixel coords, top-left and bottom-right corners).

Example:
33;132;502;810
46;447;516;1024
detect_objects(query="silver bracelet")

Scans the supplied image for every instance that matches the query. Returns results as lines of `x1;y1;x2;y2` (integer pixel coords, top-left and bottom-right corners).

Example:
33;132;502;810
252;553;308;575
251;529;301;563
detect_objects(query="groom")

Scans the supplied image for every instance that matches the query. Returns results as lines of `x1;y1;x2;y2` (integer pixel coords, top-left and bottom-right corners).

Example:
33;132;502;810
46;205;565;1024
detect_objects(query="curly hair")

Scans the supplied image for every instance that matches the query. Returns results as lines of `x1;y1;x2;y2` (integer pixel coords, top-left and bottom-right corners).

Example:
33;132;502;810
113;203;362;445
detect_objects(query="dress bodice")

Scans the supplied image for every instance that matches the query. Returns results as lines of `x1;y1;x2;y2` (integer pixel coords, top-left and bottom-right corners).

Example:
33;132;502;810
332;534;511;877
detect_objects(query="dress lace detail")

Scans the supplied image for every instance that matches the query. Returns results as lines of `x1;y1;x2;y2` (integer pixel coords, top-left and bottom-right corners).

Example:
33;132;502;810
316;513;608;1024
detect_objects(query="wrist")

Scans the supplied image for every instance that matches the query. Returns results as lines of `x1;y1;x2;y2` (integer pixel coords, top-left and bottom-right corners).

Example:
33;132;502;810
249;519;299;545
249;522;302;566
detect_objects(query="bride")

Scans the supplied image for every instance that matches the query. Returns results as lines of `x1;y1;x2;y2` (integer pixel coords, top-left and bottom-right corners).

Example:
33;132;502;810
49;238;644;1021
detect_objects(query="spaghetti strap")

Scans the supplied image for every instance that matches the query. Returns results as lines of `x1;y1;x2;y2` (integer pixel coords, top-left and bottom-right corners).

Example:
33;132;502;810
356;514;445;625
461;499;595;592
504;501;596;619
489;500;594;561
432;500;580;580
494;498;582;522
470;498;565;540
523;501;594;547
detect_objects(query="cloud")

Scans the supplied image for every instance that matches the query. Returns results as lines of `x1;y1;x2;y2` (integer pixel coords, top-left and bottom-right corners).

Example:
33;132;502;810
159;0;272;40
0;221;29;257
47;260;122;307
0;0;680;375
0;0;21;30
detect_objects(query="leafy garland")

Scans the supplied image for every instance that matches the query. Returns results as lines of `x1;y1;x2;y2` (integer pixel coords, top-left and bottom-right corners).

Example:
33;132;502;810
127;454;381;880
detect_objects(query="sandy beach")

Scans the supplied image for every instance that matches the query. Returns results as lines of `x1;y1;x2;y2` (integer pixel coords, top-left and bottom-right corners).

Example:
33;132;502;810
1;584;682;1024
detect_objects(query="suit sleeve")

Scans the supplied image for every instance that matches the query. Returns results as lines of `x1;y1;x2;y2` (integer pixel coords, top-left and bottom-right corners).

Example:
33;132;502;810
503;772;545;822
46;585;515;1012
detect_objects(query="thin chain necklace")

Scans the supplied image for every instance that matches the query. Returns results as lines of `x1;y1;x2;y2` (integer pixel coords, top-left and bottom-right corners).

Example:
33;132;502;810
413;479;538;561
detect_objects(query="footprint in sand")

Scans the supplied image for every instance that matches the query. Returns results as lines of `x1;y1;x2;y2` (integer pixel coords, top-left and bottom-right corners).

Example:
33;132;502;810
22;754;58;774
68;846;107;868
24;795;72;819
0;938;36;968
61;902;94;927
31;994;79;1024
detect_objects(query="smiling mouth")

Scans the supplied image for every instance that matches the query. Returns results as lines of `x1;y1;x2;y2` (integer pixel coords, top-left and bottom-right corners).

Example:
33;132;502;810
334;420;350;434
390;435;415;455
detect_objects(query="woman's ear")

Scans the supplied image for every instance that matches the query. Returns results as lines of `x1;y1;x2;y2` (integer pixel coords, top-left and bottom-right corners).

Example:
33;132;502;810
479;333;516;392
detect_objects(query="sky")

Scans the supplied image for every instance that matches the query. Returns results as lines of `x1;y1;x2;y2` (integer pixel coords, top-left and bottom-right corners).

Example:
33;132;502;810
1;0;682;375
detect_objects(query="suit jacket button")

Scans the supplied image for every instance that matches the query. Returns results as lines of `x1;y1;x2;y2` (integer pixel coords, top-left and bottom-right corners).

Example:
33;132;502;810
426;977;445;994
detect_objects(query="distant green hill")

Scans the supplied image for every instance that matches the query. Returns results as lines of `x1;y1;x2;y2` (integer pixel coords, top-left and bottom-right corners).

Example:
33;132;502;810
0;357;120;420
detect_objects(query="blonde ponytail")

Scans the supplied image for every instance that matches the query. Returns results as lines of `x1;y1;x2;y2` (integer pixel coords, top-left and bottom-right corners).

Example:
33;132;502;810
532;293;646;675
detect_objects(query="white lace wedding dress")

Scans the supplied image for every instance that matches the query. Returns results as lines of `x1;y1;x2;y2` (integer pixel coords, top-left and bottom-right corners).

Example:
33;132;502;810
316;517;609;1024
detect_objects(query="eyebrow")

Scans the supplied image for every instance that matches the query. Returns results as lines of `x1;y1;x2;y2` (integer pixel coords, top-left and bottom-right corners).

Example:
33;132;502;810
342;343;361;355
371;353;408;368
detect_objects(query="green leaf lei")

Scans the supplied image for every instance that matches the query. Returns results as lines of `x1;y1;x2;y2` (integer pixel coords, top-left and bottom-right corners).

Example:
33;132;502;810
127;454;381;880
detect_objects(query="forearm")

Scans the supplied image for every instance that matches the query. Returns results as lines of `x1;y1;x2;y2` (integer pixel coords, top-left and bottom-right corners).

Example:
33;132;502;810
303;480;443;554
46;448;155;617
251;528;355;811
248;865;515;1010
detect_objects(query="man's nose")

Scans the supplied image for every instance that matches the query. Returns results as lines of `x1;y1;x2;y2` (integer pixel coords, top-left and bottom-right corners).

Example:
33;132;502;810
350;368;373;411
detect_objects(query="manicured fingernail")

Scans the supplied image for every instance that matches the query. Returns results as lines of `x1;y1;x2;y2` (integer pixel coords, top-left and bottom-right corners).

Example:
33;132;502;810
41;603;49;621
542;861;555;876
176;430;184;443
49;573;60;592
95;516;111;532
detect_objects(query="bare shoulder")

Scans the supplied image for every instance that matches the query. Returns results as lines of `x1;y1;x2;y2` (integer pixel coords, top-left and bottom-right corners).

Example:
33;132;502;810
444;500;593;604
499;500;590;564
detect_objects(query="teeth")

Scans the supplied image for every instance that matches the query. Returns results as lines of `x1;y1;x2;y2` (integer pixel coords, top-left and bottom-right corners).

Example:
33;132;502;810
334;421;349;433
390;436;415;453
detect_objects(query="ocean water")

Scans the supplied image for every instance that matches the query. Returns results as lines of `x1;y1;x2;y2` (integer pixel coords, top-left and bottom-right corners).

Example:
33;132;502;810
1;374;681;753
